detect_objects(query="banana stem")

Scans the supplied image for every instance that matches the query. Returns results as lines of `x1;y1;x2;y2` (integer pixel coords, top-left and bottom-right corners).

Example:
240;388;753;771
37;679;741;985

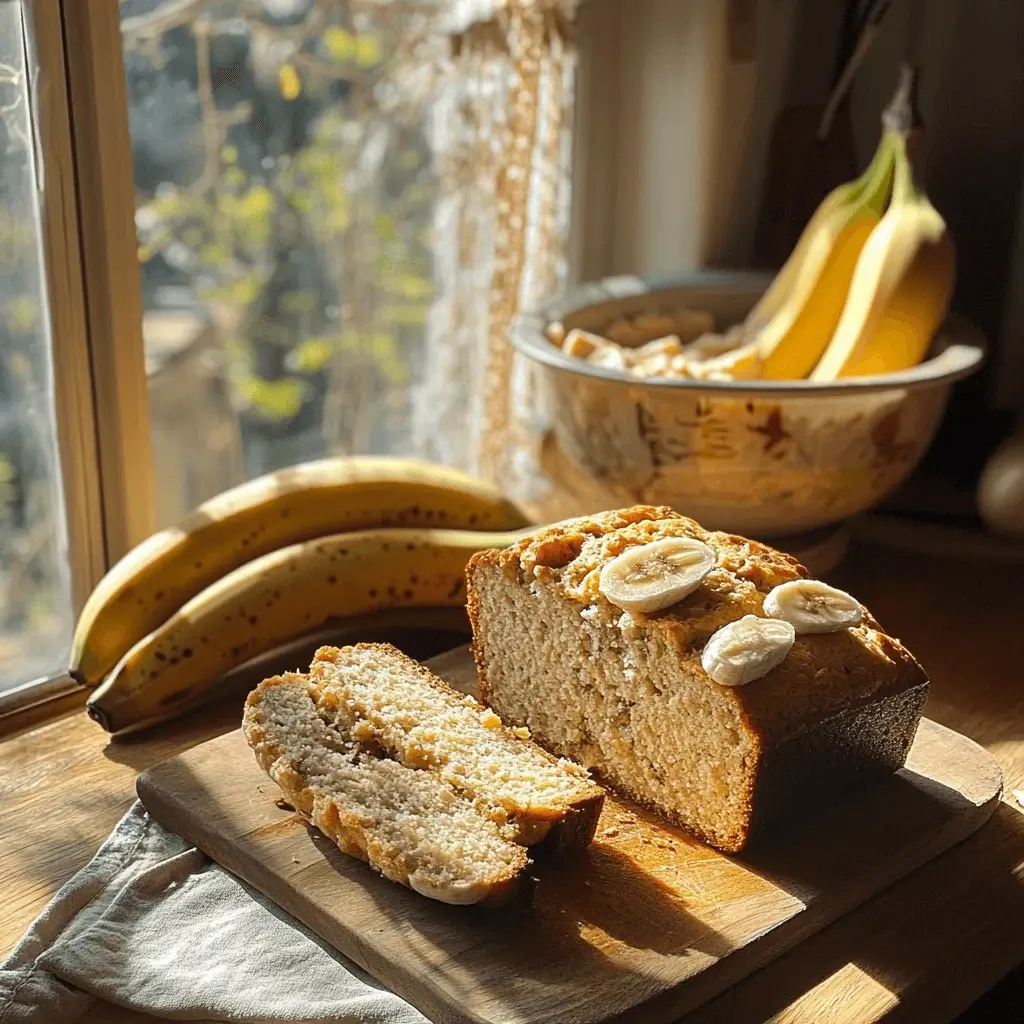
881;63;920;136
881;64;928;204
860;132;896;215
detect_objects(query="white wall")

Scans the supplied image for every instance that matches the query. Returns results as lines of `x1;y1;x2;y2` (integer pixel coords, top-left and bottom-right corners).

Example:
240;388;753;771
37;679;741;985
571;0;799;279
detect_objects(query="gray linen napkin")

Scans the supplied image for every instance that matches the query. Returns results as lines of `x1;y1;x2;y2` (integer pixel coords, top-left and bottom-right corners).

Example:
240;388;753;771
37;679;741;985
0;802;428;1024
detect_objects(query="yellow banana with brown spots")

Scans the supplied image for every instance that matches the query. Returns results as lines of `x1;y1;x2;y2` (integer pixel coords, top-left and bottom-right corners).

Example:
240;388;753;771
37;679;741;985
86;527;529;734
71;457;530;688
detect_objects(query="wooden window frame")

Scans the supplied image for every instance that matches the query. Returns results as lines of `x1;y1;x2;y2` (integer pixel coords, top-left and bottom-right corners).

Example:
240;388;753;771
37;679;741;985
60;0;156;560
34;0;157;580
0;0;98;715
0;0;152;718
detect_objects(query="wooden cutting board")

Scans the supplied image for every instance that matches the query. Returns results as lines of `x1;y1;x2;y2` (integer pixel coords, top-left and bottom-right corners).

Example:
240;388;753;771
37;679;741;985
137;646;1002;1024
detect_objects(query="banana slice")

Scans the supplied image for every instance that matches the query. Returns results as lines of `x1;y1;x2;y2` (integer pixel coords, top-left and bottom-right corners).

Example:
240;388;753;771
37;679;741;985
588;345;629;372
562;328;607;359
545;321;566;345
633;335;683;360
598;538;715;614
701;615;795;687
763;579;863;634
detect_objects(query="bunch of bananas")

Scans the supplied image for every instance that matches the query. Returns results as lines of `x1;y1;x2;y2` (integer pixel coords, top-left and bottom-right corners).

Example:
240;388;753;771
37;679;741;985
733;65;955;381
77;457;533;734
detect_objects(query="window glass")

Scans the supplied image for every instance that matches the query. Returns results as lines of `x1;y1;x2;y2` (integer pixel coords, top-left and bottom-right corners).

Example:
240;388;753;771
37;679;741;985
120;0;441;526
0;0;75;691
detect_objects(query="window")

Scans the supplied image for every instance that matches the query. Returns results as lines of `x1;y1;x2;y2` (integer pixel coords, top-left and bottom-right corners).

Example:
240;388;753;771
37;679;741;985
0;0;76;695
0;0;582;703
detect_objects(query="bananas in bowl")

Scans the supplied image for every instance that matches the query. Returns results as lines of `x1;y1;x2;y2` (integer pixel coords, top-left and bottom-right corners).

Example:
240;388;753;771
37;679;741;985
550;66;955;386
509;67;982;537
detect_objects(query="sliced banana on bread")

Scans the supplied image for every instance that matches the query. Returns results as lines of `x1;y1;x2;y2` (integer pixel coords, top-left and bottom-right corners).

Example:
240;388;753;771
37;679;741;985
598;536;715;613
243;647;604;906
762;579;863;633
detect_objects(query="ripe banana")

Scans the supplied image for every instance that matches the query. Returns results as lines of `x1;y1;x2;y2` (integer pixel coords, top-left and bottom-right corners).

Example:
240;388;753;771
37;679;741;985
71;457;531;688
598;538;715;614
762;579;863;633
86;527;530;734
810;131;955;380
701;615;795;687
747;130;897;380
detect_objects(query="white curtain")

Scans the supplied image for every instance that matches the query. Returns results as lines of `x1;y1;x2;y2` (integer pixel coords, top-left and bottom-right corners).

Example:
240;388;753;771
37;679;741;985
411;0;579;495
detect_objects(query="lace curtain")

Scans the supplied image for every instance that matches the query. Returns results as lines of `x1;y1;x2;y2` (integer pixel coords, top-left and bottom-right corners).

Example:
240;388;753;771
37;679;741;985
411;0;578;496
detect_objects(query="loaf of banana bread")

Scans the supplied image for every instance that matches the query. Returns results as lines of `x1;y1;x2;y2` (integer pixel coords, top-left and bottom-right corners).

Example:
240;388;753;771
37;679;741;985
466;506;928;852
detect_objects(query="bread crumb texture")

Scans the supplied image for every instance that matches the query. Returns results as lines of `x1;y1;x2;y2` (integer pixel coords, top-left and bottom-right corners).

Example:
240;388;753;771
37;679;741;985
310;643;603;841
243;644;604;905
467;506;928;852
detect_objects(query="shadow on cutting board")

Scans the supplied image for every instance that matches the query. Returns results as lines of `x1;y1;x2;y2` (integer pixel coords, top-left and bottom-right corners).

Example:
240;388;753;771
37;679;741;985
296;796;736;1024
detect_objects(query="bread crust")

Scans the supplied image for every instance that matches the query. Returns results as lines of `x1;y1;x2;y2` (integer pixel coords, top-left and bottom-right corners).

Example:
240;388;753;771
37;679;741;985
467;506;929;852
749;681;929;840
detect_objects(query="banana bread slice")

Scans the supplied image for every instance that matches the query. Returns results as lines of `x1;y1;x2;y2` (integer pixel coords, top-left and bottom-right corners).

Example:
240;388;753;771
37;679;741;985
243;673;530;906
309;643;604;853
467;506;928;853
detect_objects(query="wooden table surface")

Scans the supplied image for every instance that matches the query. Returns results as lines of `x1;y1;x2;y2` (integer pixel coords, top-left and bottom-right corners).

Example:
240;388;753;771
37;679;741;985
2;540;1023;1023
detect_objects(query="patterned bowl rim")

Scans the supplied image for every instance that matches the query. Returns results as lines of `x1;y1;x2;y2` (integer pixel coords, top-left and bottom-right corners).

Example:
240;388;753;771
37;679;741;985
511;269;986;397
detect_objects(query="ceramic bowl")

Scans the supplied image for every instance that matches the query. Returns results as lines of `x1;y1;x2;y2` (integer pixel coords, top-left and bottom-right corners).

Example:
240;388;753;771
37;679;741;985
511;270;985;536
